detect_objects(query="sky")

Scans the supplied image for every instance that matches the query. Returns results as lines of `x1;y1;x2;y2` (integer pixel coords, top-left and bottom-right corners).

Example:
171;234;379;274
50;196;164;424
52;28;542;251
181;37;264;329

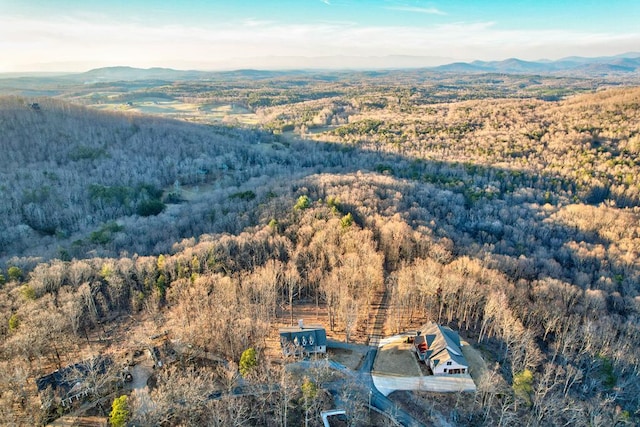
1;0;639;72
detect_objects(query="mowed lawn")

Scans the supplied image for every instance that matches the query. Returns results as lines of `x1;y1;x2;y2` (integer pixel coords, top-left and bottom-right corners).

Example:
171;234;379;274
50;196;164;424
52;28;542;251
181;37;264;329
373;338;422;377
460;340;488;385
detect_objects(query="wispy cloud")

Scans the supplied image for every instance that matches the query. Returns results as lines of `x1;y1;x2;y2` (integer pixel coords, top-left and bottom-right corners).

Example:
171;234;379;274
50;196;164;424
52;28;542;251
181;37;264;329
242;19;275;27
1;13;638;71
321;0;331;5
386;6;447;15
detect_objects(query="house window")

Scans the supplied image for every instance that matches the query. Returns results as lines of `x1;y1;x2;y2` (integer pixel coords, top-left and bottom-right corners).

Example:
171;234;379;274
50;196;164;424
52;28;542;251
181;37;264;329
444;369;447;373
446;361;452;365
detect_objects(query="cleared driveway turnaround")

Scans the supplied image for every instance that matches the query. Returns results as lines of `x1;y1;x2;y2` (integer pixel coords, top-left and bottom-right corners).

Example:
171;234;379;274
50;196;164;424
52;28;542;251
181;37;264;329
327;340;425;427
201;340;426;426
372;373;476;396
372;333;477;396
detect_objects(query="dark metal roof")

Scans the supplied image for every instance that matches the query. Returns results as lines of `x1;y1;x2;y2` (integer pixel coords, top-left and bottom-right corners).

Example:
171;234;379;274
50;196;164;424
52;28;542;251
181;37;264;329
279;326;327;349
35;356;112;393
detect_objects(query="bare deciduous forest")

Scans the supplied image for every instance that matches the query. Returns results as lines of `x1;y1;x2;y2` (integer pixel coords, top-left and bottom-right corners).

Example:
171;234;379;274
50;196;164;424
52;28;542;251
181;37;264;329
0;72;639;426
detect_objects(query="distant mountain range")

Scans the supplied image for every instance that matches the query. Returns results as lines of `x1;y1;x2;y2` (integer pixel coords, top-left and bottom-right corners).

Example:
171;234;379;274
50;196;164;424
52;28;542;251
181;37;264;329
73;54;640;82
3;52;640;83
72;66;308;83
432;53;640;76
79;66;205;82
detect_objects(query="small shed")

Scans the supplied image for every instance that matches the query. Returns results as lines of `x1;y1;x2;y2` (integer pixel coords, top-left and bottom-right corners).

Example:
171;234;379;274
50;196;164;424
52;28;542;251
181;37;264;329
279;320;327;356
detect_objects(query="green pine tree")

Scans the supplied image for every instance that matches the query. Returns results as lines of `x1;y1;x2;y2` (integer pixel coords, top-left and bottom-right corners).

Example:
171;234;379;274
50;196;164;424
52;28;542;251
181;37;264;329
239;347;258;377
109;395;129;427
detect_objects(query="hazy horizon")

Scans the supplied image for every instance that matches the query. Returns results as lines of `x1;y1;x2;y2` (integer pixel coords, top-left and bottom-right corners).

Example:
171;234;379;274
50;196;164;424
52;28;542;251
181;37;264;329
2;0;640;72
3;51;640;76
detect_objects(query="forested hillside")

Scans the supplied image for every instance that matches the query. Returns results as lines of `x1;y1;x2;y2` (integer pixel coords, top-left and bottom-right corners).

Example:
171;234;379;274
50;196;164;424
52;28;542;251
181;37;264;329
1;86;639;425
0;96;326;262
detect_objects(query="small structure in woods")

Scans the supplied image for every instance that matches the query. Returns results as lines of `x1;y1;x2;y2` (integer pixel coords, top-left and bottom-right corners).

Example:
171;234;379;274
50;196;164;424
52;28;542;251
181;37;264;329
413;322;469;375
279;320;327;356
35;356;114;409
321;409;348;427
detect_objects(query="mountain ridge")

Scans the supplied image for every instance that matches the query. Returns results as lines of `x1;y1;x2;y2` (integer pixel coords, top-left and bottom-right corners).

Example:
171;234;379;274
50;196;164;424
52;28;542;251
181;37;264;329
3;52;640;81
434;52;640;75
81;52;640;79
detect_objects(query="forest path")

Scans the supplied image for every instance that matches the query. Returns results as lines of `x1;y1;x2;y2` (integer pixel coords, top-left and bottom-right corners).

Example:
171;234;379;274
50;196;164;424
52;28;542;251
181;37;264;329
367;277;391;347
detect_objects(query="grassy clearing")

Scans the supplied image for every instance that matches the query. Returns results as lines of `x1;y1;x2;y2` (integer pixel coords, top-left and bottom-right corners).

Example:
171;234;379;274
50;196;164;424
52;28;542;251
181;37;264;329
90;100;259;124
327;348;366;370
460;340;488;385
373;338;421;377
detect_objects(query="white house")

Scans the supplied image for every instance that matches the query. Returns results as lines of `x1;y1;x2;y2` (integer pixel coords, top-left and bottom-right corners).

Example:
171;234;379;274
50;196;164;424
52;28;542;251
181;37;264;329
413;322;469;375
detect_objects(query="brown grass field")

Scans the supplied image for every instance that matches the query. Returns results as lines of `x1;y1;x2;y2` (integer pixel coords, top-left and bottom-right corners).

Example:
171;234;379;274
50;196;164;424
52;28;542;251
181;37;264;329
373;338;422;377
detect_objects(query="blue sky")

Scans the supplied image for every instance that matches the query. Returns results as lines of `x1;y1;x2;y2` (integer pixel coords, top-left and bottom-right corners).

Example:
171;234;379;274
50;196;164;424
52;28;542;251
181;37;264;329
1;0;639;71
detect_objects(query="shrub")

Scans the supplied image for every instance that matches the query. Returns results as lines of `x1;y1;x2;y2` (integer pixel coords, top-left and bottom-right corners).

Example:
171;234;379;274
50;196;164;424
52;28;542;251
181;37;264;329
230;190;256;201
8;314;19;332
7;266;22;282
20;285;36;300
137;199;165;217
340;213;354;229
294;195;311;211
239;347;258;377
90;222;124;244
513;369;534;405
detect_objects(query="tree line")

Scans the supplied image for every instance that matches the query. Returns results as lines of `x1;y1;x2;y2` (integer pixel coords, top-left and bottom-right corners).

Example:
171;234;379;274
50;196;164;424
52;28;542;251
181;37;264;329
1;86;639;424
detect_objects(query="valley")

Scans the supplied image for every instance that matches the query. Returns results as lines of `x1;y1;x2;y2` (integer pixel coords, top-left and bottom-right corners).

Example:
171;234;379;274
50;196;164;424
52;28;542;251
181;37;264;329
0;68;639;426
